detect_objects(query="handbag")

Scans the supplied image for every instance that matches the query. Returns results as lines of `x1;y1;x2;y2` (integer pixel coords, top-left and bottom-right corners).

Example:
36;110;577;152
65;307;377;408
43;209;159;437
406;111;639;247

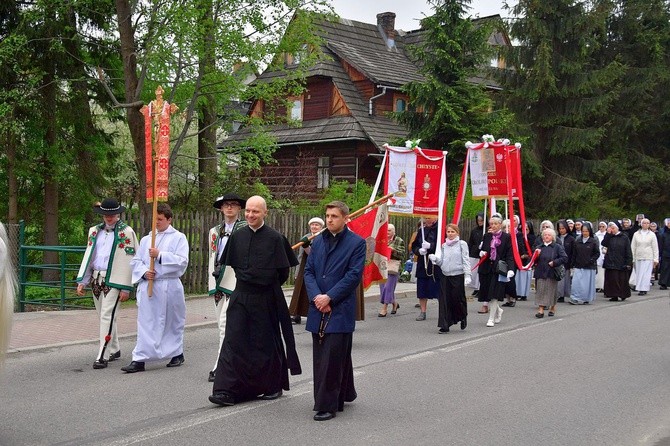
495;260;508;275
387;259;400;275
553;264;566;281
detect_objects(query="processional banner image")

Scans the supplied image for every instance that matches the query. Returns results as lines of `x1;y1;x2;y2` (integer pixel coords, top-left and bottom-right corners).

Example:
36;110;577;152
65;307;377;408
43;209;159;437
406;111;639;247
384;146;446;217
469;144;518;200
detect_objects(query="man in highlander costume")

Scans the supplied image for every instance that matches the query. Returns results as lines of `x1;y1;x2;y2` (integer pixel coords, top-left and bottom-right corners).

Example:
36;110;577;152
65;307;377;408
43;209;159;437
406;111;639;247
76;198;137;369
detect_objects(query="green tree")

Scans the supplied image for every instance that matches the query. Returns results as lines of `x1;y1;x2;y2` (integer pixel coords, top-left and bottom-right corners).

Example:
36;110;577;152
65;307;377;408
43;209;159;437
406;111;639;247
396;0;502;158
497;0;624;217
594;0;670;216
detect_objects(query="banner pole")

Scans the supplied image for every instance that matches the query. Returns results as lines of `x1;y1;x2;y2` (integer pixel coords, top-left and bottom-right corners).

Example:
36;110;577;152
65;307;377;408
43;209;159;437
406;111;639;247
147;157;158;297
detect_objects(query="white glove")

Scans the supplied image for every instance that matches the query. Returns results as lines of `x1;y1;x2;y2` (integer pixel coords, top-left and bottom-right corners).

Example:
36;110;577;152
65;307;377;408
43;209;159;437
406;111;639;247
428;254;437;263
507;270;515;279
421;241;431;250
419;248;427;255
464;276;472;286
479;250;487;258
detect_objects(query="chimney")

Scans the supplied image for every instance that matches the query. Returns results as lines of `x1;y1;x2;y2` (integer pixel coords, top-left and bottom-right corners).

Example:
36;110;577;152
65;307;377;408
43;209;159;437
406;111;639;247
376;12;396;49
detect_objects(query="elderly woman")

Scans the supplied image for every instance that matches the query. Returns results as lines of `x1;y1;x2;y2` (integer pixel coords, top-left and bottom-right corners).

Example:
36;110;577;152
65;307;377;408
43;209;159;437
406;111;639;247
477;214;515;327
533;228;568;317
569;222;600;305
379;224;405;317
630;218;659;296
602;222;633;301
429;224;470;333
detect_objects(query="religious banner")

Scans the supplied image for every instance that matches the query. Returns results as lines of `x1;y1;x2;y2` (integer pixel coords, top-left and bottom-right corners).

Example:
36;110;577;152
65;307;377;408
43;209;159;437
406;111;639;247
383;145;447;217
141;86;178;203
348;203;391;290
469;142;516;199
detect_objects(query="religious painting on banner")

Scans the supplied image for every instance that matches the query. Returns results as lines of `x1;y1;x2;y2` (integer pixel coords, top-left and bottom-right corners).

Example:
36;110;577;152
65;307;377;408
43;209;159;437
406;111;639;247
469;143;518;200
348;203;392;290
383;147;446;217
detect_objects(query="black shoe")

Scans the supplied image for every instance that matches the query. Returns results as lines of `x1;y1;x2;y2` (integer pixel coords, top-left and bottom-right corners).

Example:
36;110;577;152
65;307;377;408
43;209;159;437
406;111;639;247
93;359;108;369
378;313;387;317
638;291;647;296
608;297;619;302
518;296;527;301
460;318;467;330
166;354;185;368
502;302;513;307
108;351;121;362
208;371;215;382
209;392;235;406
313;411;336;421
391;303;399;314
557;297;564;303
472;290;479;297
535;313;544;318
291;315;301;324
121;361;145;373
660;286;668;290
438;327;449;334
414;303;420;308
548;311;555;317
258;389;282;400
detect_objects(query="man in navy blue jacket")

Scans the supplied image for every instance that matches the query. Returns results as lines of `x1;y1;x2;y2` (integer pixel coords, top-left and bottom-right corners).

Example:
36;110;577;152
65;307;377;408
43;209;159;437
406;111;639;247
304;201;366;421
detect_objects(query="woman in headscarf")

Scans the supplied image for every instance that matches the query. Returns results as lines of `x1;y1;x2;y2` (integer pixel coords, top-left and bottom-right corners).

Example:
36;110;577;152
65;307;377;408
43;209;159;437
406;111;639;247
555;219;575;302
630;218;659;296
602;221;633;301
569;222;600;305
533;227;568;317
594;222;607;292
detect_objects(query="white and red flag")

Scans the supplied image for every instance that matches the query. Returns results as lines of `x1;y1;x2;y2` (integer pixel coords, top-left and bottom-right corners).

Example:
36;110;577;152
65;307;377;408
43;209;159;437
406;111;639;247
348;203;392;290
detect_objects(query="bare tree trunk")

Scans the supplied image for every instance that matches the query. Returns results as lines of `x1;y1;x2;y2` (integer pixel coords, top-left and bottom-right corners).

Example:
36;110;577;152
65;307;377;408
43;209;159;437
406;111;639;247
197;0;218;200
41;43;59;282
6;127;18;224
115;0;150;233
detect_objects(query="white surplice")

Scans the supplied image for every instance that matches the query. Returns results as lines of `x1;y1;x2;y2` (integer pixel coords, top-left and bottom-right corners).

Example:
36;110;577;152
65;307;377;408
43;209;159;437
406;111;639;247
130;225;189;362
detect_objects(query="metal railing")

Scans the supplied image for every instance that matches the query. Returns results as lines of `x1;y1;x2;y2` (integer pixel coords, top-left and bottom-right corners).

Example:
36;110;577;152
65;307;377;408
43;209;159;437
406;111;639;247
17;244;87;312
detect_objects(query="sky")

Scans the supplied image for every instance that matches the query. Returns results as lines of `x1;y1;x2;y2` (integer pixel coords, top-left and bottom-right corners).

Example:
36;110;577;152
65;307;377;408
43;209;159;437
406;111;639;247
328;0;509;30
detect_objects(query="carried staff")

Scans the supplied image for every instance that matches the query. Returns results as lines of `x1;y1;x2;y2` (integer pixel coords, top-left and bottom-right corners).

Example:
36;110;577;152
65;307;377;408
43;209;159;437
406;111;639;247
140;86;179;296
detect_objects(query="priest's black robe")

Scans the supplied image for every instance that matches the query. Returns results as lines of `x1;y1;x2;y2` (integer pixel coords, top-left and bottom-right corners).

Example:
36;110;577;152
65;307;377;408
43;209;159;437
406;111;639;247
212;224;300;402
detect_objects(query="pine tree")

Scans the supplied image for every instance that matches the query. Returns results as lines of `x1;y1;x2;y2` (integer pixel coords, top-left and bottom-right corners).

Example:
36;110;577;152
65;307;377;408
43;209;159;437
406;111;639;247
497;0;624;217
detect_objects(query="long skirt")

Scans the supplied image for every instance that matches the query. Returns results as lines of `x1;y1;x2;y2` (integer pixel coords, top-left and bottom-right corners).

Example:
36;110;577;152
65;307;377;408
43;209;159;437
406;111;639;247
535;278;558;308
416;275;440;299
515;269;532;298
478;271;506;302
604;269;632;299
468;257;480;290
634;260;653;292
379;274;399;304
556;270;572;298
570;268;596;303
438;274;467;329
595;265;605;290
660;259;670;286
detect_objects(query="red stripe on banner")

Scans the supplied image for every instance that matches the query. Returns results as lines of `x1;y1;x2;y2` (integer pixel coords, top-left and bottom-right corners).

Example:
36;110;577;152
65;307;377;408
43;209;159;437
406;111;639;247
155;112;170;201
142;105;154;203
348;205;391;290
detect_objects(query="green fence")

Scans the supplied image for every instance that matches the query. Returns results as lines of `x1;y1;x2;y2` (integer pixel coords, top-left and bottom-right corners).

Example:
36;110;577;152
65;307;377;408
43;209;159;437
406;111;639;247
17;243;88;312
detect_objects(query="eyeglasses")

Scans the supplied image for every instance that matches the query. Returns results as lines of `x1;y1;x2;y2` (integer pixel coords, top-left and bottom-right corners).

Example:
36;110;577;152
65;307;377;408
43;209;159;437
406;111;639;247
222;202;239;208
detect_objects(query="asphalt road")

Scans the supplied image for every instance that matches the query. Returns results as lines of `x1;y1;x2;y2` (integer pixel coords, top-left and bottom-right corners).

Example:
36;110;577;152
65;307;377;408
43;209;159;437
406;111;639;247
2;291;670;446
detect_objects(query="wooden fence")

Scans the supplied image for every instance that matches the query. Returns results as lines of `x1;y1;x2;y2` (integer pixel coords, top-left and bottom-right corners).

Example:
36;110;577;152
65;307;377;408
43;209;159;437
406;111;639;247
122;210;500;294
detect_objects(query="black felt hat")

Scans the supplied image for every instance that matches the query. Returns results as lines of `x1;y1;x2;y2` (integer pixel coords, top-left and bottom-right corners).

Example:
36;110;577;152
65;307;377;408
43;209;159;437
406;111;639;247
93;198;126;215
213;193;246;209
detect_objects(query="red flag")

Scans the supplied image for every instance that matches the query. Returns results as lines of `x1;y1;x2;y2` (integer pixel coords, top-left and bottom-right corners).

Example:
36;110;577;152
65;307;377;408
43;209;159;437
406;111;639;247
348;204;392;290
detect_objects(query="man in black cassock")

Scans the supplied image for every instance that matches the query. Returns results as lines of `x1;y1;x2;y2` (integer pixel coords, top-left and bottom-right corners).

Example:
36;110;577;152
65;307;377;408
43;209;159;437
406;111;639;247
209;195;301;407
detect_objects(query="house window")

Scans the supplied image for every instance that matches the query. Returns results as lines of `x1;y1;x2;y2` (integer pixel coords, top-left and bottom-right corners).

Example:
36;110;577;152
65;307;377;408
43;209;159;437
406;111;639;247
317;156;330;189
289;96;303;121
395;98;406;112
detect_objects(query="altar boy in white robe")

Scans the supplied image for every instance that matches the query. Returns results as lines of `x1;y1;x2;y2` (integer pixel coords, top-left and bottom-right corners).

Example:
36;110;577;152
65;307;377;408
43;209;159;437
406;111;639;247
122;203;189;373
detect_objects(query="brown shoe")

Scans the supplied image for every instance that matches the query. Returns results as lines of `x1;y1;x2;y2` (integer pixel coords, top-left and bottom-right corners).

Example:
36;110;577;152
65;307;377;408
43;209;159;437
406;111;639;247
477;306;489;314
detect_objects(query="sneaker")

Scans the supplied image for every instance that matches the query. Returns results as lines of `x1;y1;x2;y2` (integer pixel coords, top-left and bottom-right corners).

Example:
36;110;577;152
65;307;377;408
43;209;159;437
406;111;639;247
416;312;426;321
486;320;495;327
494;307;503;324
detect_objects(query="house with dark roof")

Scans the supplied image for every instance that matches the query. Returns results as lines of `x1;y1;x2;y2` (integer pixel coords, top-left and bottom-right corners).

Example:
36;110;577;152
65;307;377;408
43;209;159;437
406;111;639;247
220;11;509;201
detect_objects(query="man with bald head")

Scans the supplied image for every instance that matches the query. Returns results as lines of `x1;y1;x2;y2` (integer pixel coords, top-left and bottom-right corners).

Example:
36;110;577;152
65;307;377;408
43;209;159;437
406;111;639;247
209;196;301;407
